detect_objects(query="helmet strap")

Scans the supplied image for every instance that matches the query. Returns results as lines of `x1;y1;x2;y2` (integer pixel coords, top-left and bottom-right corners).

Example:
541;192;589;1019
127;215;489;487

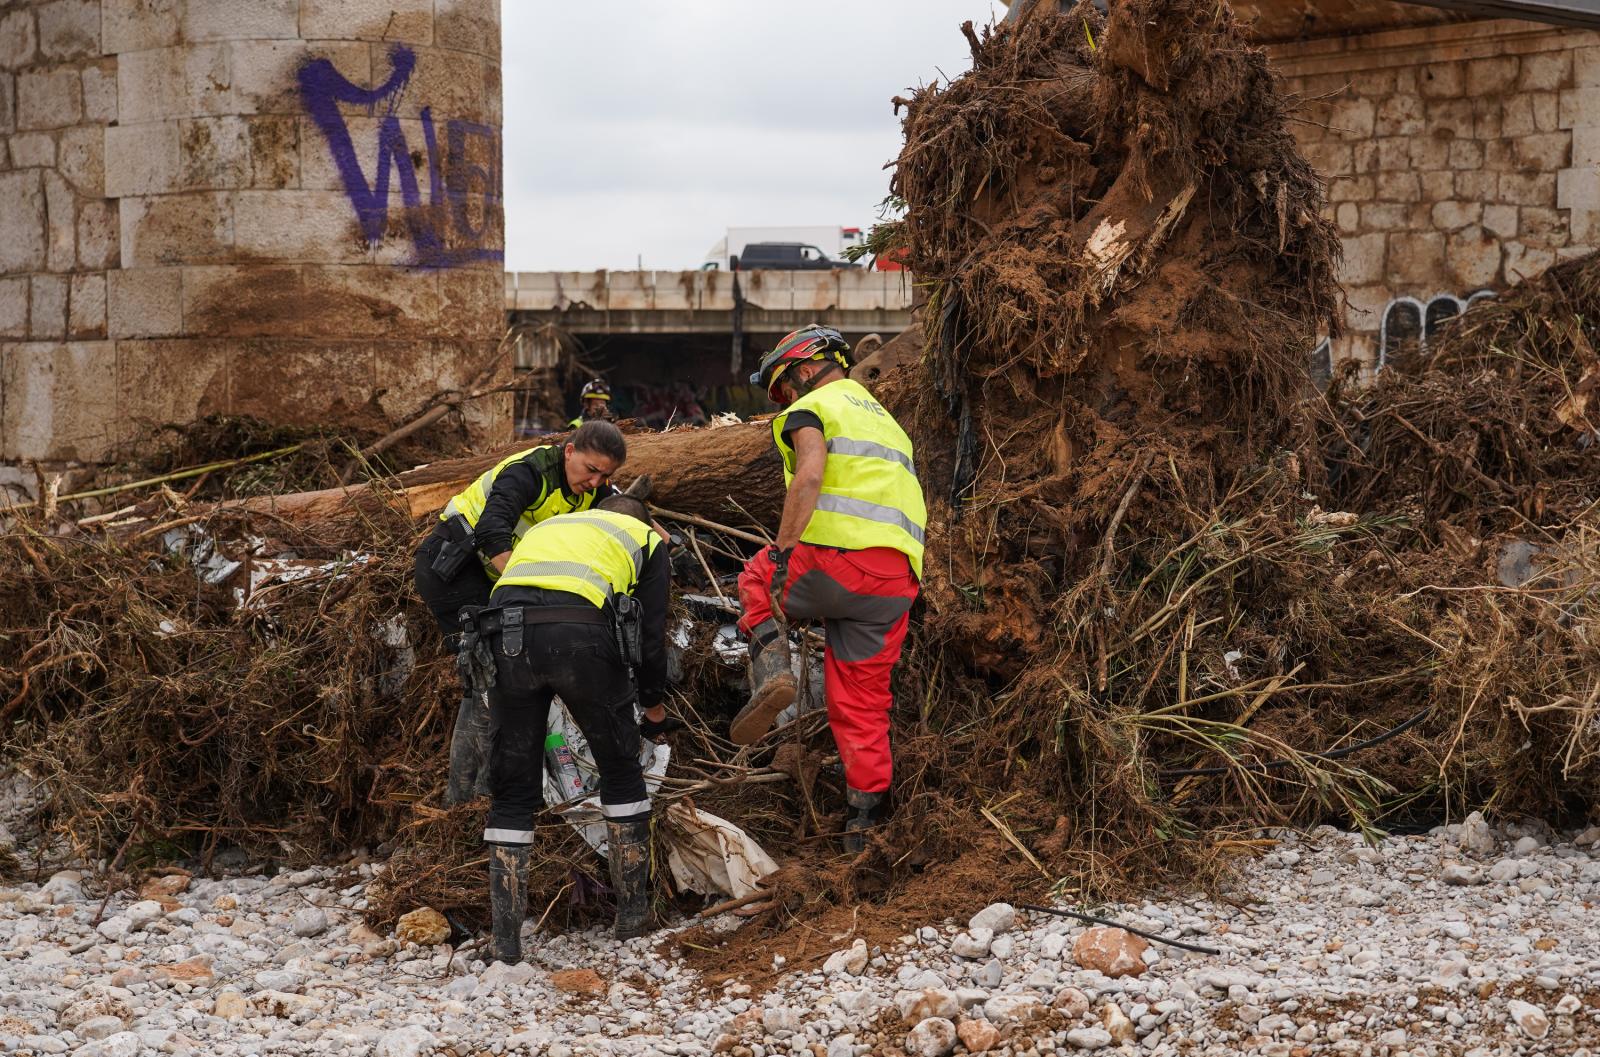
789;358;843;400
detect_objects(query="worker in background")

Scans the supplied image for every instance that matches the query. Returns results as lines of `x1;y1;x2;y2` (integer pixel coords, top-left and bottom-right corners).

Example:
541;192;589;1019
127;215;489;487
472;480;672;958
569;378;617;428
413;421;627;805
733;325;925;852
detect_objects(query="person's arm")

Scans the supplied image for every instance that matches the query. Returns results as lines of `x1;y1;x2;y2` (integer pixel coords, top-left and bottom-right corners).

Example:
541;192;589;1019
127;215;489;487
475;458;546;570
634;541;671;721
774;426;826;551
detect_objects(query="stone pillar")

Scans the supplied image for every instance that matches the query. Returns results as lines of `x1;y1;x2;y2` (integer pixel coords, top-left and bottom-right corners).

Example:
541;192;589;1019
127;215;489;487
0;0;506;491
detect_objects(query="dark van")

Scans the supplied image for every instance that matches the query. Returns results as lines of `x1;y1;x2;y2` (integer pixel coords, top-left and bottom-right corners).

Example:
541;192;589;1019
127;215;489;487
731;242;857;271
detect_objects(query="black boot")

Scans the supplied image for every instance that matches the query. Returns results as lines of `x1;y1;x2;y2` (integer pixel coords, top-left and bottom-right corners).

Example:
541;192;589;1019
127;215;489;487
729;621;797;745
446;690;491;805
606;817;652;940
487;843;528;963
843;788;885;854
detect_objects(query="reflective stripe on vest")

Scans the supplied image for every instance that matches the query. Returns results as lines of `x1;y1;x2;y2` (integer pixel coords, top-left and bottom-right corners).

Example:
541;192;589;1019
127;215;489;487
439;445;601;577
772;378;926;578
492;508;660;609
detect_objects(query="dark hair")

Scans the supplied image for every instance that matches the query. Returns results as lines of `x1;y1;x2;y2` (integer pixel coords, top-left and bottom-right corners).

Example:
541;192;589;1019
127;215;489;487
571;420;626;463
597;494;650;525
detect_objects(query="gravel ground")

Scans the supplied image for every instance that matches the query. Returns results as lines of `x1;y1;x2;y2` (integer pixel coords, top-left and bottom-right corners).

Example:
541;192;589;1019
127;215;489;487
2;805;1599;1057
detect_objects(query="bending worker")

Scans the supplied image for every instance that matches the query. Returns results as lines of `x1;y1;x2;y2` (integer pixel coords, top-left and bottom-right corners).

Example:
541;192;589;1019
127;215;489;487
569;378;616;428
732;324;925;852
413;421;626;804
474;483;671;958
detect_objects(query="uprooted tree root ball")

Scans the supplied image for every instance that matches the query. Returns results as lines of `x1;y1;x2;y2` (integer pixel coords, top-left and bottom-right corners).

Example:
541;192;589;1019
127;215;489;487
1;0;1597;975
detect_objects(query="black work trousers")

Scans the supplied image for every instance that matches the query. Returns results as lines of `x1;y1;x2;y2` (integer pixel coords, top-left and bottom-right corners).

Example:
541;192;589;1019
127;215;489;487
481;614;649;846
413;526;495;652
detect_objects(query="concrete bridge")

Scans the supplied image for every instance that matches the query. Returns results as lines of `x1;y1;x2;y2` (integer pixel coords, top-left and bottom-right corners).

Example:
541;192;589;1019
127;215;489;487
504;269;915;337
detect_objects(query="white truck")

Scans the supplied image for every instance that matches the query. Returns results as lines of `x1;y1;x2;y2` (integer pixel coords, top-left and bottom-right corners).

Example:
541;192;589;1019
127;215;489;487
701;226;864;270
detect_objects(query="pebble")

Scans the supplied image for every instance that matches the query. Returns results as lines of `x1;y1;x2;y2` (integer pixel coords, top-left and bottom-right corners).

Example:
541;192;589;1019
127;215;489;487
905;1016;957;1057
0;816;1594;1057
969;903;1016;935
950;927;993;958
289;906;329;937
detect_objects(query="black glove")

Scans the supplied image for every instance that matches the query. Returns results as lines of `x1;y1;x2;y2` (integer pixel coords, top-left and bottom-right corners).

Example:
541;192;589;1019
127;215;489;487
640;713;686;739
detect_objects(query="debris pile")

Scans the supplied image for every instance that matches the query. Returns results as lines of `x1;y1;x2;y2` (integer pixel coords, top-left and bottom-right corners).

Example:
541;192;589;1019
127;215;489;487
0;0;1596;969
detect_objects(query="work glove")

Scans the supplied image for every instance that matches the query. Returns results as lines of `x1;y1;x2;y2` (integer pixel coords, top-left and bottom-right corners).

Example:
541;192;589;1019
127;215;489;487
767;546;793;620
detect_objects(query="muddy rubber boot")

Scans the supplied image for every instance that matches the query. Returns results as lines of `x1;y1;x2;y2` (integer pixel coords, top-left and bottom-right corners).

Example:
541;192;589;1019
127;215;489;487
446;690;491;805
487;843;528;963
729;621;797;745
606;817;652;940
843;788;885;854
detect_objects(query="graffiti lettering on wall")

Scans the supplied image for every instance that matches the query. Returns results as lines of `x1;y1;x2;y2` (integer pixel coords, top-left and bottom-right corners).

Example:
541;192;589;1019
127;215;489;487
298;45;502;269
1378;290;1496;368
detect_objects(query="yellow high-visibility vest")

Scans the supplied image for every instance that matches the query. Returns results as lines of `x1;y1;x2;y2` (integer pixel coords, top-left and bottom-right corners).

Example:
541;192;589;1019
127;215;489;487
493;509;661;609
439;445;601;575
772;378;926;578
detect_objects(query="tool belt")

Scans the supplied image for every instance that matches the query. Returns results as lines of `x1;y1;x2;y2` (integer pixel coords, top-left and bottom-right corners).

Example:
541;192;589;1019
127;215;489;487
430;514;476;582
461;603;608;659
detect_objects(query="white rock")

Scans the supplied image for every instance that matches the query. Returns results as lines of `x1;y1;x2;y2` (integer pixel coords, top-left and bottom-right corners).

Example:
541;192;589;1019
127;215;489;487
77;1016;126;1041
1513;835;1542;856
826;1037;855;1057
375;1024;437;1057
1341;887;1384;908
75;1032;142;1057
1377;1028;1406;1046
289;907;329;937
951;928;993;958
824;938;869;976
41;871;85;904
969;902;1016;935
1488;859;1521;883
983;994;1042;1026
896;989;959;1024
1457;811;1497;855
1441;863;1482;886
1041;933;1068;959
989;933;1015;960
1507;999;1549;1040
905;1016;957;1057
1066;1026;1114;1049
96;916;132;942
480;961;537;987
835;990;877;1015
125;900;164;928
761;1006;800;1033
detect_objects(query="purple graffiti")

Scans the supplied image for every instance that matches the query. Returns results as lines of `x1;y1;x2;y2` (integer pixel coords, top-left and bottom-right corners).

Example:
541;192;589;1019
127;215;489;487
298;45;502;269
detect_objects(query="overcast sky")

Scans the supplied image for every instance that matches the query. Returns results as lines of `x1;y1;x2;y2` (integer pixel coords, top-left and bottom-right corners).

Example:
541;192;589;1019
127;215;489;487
501;2;1002;272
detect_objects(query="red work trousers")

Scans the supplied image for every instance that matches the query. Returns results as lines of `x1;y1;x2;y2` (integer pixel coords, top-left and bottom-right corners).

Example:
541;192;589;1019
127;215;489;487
738;544;919;793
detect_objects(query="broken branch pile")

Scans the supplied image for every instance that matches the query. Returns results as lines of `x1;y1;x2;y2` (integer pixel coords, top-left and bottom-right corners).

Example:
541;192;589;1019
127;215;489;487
1;0;1596;960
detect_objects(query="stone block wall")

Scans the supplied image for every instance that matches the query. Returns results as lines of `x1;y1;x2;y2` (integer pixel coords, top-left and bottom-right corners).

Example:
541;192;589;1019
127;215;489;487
1269;19;1600;373
0;0;506;491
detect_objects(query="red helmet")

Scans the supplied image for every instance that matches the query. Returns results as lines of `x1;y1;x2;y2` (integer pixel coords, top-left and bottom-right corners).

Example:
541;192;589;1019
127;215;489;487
750;325;851;402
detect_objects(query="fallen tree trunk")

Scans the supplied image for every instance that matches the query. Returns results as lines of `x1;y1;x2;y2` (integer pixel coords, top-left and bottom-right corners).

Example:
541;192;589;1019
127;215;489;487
225;421;787;532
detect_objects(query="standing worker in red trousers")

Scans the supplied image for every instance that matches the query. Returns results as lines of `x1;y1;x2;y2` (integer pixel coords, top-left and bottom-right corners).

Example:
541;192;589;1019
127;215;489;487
732;324;925;851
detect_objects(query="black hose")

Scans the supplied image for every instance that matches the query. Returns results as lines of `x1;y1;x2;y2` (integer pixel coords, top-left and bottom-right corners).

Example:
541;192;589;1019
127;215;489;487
1017;903;1222;955
1156;703;1434;781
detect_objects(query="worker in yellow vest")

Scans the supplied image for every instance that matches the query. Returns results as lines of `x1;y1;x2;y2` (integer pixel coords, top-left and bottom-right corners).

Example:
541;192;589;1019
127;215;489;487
568;378;616;428
469;483;671;958
413;420;627;804
733;325;925;852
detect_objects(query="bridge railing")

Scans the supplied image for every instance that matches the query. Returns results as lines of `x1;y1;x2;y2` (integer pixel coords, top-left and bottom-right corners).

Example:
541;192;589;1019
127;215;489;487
505;269;915;314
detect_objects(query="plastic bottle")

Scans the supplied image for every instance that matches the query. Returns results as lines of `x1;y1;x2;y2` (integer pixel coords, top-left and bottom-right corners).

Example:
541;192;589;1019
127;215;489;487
544;732;587;802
